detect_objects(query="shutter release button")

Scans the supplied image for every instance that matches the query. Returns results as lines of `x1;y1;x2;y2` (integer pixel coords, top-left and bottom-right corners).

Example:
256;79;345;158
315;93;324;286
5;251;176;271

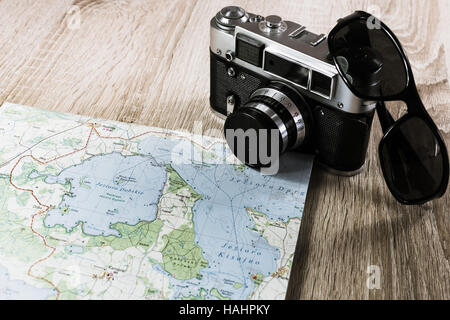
259;15;287;33
265;15;283;28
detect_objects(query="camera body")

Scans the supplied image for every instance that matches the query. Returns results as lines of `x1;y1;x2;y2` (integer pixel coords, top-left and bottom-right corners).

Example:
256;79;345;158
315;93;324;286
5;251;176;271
210;7;376;175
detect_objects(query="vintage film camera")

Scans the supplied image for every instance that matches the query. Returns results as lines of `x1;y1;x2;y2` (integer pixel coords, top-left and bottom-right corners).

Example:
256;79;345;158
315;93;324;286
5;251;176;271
210;6;377;175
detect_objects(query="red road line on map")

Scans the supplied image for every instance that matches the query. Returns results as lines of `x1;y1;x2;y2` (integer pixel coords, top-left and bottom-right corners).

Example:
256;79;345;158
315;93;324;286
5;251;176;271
92;126;223;151
92;127;153;141
26;208;60;300
8;122;223;299
8;127;94;299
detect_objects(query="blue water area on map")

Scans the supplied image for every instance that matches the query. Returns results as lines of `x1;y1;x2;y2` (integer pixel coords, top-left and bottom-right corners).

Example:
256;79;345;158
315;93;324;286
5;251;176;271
0;265;55;299
43;135;312;299
139;136;312;299
66;245;84;254
44;153;167;237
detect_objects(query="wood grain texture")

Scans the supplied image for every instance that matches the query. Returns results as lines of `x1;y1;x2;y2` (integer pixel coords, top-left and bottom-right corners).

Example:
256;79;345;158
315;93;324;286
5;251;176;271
0;0;448;299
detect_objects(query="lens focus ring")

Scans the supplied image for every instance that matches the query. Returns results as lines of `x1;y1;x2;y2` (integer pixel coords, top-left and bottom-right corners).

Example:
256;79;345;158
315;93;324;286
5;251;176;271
223;83;311;168
250;86;307;149
244;102;289;152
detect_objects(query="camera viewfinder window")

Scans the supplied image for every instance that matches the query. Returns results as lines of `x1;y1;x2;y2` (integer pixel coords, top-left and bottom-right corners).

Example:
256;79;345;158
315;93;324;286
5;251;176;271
310;71;332;98
264;52;309;88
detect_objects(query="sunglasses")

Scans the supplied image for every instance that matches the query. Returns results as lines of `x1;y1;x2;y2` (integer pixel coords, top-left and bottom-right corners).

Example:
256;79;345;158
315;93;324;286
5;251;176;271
328;11;449;205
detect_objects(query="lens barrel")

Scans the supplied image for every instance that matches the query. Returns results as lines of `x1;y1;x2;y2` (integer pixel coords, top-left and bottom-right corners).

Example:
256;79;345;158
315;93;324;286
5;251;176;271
224;83;311;167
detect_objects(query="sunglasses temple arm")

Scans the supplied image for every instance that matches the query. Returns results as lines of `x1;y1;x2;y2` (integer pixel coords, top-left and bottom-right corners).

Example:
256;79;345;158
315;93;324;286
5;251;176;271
376;101;395;134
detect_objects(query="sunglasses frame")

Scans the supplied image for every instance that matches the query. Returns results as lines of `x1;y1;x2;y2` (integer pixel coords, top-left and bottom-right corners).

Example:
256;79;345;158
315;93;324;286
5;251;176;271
328;11;449;205
378;108;449;205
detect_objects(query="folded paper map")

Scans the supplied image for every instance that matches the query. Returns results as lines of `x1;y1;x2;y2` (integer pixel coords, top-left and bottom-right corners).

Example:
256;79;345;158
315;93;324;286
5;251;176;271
0;102;313;300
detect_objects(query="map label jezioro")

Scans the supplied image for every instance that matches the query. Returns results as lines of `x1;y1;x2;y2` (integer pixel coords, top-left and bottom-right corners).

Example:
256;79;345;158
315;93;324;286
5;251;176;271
0;102;313;300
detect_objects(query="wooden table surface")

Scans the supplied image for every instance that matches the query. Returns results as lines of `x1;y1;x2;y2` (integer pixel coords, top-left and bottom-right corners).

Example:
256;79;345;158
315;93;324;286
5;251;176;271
0;0;448;300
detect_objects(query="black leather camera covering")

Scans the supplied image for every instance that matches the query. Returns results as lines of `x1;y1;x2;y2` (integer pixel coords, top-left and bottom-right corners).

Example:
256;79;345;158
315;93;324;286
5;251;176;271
210;51;375;172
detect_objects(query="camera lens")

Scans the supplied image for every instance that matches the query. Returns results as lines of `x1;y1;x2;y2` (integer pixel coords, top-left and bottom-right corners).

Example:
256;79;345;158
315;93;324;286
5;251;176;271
224;83;311;168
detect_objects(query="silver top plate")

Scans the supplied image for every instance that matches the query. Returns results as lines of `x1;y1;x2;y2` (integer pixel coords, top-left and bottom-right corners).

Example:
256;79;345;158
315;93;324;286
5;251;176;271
210;8;377;115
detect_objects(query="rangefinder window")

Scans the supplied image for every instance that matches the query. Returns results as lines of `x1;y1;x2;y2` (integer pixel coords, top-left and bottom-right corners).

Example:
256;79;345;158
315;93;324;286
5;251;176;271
236;34;265;67
310;71;333;98
264;52;309;88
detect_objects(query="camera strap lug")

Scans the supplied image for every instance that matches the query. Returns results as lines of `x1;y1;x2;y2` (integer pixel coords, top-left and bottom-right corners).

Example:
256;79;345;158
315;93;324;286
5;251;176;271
226;95;236;115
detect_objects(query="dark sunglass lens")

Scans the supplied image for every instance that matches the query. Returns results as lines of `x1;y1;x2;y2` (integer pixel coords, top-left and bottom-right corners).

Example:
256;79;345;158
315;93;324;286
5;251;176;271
331;19;408;98
380;117;445;202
